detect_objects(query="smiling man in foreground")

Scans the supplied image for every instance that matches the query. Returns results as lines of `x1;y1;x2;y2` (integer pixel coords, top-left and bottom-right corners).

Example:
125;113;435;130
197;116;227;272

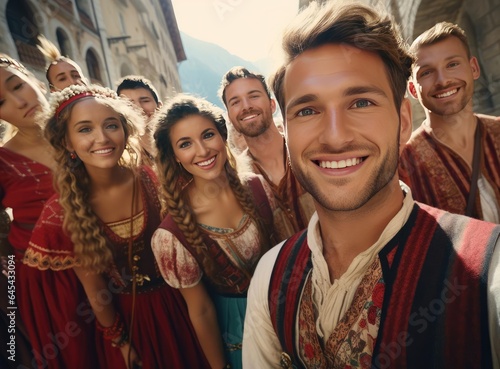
242;2;500;368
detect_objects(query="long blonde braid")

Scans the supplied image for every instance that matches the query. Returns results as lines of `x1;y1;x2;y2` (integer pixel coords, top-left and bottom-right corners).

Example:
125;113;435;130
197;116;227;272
42;84;143;273
45;106;112;272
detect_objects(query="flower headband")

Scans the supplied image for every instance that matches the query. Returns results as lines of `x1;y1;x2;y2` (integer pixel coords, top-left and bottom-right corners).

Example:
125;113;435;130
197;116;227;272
0;55;30;76
55;92;92;118
50;84;118;119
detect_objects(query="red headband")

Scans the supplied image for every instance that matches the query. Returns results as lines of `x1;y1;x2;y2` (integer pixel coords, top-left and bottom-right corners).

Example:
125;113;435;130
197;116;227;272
55;92;93;118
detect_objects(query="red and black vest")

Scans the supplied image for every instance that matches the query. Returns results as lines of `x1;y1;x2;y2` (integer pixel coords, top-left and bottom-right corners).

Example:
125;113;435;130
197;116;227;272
269;203;499;369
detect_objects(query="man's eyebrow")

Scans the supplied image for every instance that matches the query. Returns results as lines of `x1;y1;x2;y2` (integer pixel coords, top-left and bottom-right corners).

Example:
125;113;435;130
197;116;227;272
227;95;239;104
286;85;388;111
415;54;466;71
286;94;318;112
247;89;263;95
227;89;263;104
343;86;388;98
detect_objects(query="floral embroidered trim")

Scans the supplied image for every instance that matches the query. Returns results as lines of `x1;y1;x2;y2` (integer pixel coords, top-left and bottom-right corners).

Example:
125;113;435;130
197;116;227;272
297;258;384;369
23;248;80;271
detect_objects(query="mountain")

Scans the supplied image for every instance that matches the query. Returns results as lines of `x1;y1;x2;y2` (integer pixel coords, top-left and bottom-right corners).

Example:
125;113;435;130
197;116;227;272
178;32;261;108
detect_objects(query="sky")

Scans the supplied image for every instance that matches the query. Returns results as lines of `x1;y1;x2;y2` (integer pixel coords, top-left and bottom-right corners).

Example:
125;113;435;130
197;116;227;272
170;0;299;63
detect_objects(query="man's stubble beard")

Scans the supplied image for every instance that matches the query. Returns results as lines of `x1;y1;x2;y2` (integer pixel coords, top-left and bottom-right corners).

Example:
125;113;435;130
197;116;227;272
290;134;401;212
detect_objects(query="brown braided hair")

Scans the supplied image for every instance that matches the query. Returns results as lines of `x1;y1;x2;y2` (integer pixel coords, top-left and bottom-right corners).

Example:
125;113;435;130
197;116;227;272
152;94;273;275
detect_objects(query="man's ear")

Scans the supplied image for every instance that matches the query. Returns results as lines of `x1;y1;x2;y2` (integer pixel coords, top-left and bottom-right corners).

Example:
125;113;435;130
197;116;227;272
407;81;418;99
270;99;276;114
399;98;413;153
469;56;480;80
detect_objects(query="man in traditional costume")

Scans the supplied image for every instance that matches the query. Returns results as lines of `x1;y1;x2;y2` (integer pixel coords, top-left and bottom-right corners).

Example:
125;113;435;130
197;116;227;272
242;2;500;368
399;22;500;222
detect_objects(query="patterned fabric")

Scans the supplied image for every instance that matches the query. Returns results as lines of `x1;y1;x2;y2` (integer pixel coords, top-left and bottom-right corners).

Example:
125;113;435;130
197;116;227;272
107;210;144;238
0;148;54;256
240;138;315;239
399;114;500;220
157;212;262;295
269;203;499;369
297;259;383;369
268;230;310;363
375;204;498;369
22;196;77;270
100;167;165;294
25;166;165;293
24;166;210;369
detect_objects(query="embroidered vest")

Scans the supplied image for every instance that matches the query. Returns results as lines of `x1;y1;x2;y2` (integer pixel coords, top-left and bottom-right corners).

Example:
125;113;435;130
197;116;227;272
159;175;273;296
269;203;499;369
399;114;500;220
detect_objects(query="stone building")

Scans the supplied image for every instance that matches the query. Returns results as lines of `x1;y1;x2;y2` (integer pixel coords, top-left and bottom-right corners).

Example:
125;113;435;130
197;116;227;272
299;0;500;125
0;0;185;100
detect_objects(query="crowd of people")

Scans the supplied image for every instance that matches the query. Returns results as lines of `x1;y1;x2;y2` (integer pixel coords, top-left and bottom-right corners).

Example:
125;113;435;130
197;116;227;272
1;1;499;369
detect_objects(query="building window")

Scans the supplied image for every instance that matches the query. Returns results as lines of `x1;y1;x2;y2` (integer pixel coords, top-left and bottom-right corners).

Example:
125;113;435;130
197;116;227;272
119;13;127;35
76;0;95;30
56;28;72;58
6;0;44;69
85;49;102;84
75;0;92;16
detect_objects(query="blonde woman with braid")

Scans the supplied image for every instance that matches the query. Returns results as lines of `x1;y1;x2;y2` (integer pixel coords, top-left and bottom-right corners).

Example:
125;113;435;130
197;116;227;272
24;85;209;369
151;94;277;369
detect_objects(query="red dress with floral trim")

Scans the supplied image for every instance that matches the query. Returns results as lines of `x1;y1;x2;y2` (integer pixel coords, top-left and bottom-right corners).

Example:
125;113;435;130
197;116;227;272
21;194;104;369
24;166;209;369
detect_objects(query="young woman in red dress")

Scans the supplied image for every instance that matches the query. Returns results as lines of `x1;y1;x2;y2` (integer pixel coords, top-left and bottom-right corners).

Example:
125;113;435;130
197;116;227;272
25;84;209;369
0;54;65;369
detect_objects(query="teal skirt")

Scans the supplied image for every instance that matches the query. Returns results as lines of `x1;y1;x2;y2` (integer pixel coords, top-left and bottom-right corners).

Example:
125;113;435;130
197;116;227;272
211;293;247;369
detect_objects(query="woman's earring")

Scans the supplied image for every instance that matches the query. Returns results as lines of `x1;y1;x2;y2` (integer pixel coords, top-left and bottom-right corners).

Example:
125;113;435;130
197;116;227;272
68;151;82;170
